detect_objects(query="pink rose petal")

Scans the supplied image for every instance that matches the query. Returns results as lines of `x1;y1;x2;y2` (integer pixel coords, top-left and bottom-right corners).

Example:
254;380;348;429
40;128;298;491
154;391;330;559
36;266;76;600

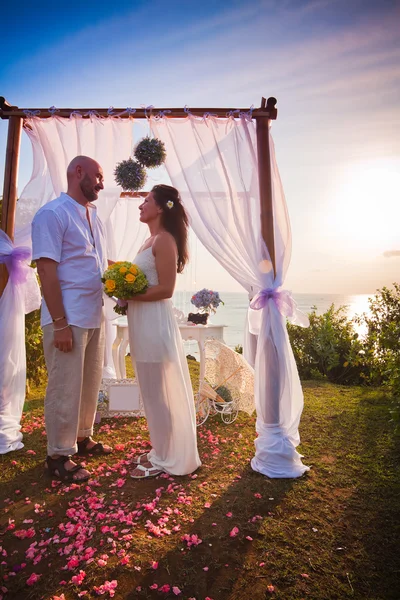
229;526;239;537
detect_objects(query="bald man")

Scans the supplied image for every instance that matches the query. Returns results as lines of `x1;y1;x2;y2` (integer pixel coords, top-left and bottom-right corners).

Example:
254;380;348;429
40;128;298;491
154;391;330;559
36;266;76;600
32;156;112;483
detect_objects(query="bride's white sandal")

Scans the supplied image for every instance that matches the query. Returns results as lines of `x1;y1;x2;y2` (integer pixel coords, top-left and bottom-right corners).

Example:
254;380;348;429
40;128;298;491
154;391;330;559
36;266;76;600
130;464;163;479
132;453;149;465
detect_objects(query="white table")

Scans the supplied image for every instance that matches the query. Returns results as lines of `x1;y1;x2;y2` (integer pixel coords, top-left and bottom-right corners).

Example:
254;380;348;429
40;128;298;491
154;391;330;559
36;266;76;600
112;321;226;386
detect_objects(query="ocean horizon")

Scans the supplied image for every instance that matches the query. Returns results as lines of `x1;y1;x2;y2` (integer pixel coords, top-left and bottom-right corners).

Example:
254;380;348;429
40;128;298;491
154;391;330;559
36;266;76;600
172;291;374;354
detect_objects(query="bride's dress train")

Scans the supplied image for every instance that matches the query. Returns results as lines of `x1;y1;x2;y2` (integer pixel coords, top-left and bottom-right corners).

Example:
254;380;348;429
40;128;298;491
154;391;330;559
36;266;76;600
127;247;201;475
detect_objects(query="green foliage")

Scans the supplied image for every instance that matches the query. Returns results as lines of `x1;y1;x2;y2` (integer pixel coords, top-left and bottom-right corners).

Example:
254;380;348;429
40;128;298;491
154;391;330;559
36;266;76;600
356;283;400;427
25;308;46;388
287;284;400;428
134;136;166;169
114;158;147;191
287;304;367;384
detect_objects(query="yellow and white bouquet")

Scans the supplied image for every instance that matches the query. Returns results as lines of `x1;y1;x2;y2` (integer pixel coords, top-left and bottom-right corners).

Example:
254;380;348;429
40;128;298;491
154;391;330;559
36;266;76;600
102;261;148;315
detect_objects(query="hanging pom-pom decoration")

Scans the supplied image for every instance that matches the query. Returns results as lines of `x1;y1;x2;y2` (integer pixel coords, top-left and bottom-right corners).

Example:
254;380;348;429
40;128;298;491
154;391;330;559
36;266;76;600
134;136;166;169
114;158;147;191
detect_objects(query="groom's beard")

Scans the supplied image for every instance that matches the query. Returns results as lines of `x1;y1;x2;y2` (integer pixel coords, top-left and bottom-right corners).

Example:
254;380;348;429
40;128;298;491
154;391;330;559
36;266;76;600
80;174;99;202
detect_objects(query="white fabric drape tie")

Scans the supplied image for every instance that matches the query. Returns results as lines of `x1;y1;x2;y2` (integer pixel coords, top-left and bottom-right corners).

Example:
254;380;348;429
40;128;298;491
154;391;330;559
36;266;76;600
252;419;309;478
0;231;41;453
150;115;310;478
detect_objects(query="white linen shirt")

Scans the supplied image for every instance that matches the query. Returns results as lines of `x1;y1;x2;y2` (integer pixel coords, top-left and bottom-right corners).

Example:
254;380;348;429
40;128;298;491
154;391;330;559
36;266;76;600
32;193;107;328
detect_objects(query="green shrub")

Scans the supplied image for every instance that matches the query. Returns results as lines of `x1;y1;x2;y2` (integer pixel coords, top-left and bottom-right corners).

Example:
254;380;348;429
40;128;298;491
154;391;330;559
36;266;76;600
25;308;46;388
357;284;400;427
287;304;368;385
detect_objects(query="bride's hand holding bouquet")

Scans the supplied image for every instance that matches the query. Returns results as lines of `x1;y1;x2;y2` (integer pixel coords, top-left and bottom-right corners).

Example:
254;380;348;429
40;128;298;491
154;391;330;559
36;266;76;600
102;261;148;315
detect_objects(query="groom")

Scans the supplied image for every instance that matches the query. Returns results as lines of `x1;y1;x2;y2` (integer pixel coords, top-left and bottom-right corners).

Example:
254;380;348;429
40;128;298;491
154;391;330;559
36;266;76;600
32;156;112;482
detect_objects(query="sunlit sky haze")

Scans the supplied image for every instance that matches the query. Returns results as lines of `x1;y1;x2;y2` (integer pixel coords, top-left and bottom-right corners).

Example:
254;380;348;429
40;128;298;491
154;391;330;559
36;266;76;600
1;0;399;294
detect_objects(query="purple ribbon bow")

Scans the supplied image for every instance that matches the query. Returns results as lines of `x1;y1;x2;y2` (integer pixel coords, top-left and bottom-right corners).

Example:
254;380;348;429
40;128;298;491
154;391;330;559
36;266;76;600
250;287;295;318
2;246;32;284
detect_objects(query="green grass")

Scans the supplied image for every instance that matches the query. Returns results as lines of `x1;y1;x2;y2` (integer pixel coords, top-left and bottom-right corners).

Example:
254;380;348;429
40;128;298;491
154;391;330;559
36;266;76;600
0;362;399;600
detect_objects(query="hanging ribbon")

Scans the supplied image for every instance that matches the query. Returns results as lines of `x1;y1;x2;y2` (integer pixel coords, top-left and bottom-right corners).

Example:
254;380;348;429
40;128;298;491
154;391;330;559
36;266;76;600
48;107;67;126
226;109;241;118
156;109;172;119
23;110;41;118
202;112;218;126
84;110;104;123
143;105;154;119
117;107;136;117
239;104;254;121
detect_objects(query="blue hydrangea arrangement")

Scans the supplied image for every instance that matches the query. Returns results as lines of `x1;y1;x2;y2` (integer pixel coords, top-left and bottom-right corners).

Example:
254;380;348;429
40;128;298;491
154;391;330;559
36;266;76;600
191;289;224;314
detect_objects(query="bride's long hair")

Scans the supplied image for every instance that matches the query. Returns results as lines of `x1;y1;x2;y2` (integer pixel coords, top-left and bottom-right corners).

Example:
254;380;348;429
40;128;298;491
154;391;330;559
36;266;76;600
152;184;189;273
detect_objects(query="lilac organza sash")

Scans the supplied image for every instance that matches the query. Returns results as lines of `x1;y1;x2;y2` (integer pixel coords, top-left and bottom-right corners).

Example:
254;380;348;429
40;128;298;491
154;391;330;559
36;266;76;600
1;246;32;284
250;287;295;317
249;286;309;329
0;230;32;285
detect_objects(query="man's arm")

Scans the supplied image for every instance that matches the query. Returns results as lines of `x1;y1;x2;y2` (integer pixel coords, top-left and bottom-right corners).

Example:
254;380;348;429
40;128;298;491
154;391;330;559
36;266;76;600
36;258;73;353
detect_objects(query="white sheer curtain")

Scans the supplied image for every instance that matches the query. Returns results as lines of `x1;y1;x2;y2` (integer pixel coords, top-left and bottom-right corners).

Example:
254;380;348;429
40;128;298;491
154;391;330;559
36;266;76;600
15;115;148;379
151;114;309;478
16;115;136;246
8;113;309;476
0;232;41;453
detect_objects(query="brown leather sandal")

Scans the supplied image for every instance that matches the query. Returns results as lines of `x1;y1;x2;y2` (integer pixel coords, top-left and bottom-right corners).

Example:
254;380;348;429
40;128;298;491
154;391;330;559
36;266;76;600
77;437;112;456
45;455;90;482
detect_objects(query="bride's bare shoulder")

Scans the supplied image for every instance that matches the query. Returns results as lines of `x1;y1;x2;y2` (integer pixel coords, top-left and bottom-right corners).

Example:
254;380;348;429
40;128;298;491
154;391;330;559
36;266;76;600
154;231;176;250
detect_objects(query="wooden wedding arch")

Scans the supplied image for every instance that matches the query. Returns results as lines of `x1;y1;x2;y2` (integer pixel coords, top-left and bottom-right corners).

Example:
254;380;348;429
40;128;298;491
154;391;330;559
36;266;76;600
0;95;278;295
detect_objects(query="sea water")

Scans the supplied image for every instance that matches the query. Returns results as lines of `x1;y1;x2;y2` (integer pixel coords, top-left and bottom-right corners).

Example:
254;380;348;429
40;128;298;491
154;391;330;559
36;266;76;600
172;291;373;355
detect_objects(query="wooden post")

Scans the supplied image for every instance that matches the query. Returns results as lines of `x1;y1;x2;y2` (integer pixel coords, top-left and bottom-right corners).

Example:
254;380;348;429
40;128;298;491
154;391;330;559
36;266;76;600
255;96;277;277
0;109;23;296
255;97;281;425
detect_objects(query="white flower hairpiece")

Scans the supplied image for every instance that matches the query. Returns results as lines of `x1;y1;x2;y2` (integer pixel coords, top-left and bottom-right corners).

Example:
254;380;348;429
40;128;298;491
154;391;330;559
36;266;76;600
166;200;174;209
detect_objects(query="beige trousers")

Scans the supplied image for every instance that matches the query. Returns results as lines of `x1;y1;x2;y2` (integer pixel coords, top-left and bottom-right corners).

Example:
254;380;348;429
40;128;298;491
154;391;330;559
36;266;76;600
43;321;105;456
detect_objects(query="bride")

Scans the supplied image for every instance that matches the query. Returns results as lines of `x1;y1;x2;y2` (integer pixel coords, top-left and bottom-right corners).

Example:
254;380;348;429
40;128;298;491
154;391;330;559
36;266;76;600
127;184;201;478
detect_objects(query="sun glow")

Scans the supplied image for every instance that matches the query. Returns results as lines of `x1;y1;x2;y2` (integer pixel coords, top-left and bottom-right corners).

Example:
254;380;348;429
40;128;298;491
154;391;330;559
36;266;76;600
328;158;400;255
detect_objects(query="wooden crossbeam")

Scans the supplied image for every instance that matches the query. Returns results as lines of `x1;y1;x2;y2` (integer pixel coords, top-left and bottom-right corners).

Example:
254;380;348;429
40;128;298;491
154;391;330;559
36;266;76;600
0;97;277;120
0;96;278;296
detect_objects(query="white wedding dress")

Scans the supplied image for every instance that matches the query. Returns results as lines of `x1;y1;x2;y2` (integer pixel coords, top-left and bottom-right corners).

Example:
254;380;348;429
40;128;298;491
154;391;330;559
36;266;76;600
127;247;201;475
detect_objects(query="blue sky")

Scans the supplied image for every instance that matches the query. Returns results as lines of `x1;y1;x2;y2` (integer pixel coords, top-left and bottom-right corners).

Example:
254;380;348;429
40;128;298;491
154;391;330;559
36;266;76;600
1;0;400;293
